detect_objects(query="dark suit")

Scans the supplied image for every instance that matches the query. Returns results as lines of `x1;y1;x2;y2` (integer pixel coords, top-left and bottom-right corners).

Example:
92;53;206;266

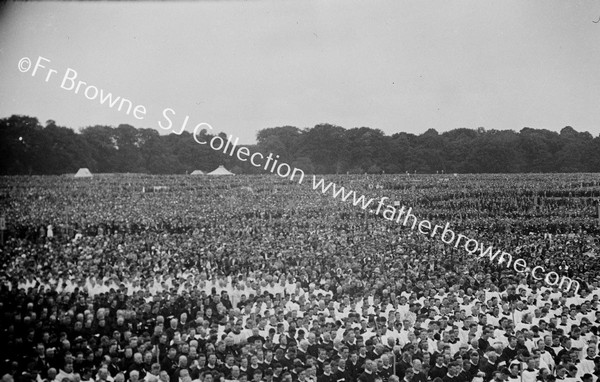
428;365;448;381
358;371;376;382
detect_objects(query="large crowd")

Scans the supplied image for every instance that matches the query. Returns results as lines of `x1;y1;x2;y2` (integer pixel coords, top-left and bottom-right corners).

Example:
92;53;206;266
1;173;599;382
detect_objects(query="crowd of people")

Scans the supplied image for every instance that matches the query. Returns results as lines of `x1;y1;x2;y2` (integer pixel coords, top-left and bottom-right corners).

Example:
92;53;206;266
1;173;599;382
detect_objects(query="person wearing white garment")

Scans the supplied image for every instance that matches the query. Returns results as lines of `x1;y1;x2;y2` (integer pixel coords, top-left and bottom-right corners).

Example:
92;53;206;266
535;338;555;373
577;346;598;377
520;358;538;382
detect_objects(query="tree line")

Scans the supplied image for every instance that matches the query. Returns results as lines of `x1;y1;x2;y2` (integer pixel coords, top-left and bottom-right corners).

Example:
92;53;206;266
1;114;599;175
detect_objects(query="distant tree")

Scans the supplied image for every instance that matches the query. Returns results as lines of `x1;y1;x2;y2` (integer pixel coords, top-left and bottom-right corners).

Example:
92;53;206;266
80;125;119;172
231;165;244;175
367;164;382;174
292;156;315;175
297;124;349;174
1;115;599;175
256;125;302;163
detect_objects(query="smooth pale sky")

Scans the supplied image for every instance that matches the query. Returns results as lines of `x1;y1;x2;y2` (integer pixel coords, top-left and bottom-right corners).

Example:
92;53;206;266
1;0;599;144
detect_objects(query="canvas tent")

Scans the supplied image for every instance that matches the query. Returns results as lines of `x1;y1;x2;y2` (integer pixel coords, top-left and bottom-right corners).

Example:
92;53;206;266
74;168;93;178
207;165;234;175
190;170;205;175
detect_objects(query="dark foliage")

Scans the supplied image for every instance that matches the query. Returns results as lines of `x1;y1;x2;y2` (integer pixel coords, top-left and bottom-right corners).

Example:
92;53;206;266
1;115;599;174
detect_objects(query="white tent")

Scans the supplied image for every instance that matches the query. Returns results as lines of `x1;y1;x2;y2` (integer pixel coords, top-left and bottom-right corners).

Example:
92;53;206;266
207;165;234;176
74;168;93;178
190;170;205;175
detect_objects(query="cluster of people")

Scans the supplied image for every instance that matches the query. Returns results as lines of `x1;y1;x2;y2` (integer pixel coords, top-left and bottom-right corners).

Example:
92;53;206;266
1;173;599;382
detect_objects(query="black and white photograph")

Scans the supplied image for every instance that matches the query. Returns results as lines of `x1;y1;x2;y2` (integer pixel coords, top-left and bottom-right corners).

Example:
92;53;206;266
1;2;600;382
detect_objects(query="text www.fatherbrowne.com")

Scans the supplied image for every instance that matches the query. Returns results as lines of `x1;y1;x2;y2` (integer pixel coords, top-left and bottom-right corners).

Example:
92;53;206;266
18;55;580;295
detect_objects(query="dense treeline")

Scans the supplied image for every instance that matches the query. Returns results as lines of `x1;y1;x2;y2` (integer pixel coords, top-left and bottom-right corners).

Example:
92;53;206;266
1;114;599;175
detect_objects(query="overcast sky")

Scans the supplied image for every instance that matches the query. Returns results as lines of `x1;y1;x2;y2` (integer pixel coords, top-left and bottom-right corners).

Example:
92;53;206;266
1;0;599;144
